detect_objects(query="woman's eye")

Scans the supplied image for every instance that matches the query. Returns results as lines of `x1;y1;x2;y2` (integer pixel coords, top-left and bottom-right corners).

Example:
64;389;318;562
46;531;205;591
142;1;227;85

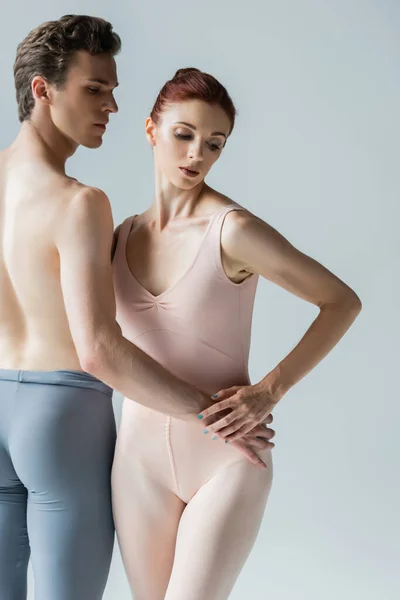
88;87;100;94
175;132;221;151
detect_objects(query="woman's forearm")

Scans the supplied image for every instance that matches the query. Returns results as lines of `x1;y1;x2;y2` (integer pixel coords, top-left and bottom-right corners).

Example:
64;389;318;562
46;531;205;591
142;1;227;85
260;291;362;402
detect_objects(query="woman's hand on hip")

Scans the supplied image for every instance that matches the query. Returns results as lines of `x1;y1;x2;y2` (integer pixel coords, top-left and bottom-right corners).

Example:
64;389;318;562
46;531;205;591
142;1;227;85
199;383;279;442
241;418;276;450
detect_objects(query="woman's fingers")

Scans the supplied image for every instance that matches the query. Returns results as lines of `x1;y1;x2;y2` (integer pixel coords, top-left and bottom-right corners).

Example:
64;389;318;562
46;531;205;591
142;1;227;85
251;425;275;439
200;391;275;442
230;442;267;468
200;397;237;421
209;414;248;438
204;410;268;440
210;386;240;402
245;438;275;450
217;419;260;440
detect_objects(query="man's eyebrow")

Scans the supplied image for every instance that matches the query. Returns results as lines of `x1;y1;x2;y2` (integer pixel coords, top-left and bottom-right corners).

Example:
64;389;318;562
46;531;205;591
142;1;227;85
174;121;227;139
87;78;119;88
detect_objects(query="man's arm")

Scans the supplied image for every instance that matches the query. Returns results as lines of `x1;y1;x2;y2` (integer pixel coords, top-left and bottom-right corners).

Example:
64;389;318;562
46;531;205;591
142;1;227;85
55;186;210;420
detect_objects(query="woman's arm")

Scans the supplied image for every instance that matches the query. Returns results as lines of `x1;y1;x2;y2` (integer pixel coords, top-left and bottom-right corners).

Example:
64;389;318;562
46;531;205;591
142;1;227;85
201;209;362;440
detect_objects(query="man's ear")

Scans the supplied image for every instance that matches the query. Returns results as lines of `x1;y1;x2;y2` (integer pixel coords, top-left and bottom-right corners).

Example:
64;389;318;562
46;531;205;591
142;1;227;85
31;75;52;108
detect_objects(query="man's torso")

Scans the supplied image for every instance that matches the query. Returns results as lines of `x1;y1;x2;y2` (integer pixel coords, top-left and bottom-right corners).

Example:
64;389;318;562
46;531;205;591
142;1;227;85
0;148;83;370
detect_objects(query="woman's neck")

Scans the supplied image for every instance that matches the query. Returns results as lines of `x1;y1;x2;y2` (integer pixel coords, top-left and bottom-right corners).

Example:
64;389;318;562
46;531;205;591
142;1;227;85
149;169;208;231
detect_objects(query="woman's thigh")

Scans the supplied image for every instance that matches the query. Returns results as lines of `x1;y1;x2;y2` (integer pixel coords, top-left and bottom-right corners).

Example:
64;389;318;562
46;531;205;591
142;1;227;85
165;450;273;600
112;425;185;600
114;401;272;600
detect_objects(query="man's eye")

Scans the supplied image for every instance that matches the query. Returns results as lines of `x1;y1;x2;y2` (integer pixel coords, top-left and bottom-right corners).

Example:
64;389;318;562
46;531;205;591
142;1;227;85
88;87;100;94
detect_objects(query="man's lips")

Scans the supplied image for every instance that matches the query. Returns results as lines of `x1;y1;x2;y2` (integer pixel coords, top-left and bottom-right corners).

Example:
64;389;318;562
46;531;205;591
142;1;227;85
179;167;199;177
94;123;107;131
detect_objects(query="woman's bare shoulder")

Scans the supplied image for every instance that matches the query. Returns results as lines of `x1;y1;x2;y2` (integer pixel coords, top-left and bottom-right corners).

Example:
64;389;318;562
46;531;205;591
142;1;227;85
202;186;245;214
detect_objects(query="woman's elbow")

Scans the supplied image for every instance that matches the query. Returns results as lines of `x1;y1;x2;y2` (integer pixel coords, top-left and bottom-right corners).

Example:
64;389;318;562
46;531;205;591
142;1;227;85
344;288;362;314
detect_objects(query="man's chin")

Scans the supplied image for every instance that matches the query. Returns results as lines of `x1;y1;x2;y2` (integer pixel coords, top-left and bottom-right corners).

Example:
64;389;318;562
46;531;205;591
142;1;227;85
81;137;103;149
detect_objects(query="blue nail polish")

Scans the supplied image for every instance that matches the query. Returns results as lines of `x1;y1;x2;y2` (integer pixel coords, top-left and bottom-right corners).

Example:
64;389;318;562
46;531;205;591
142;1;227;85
211;394;218;398
212;435;217;440
204;429;209;434
197;414;203;419
225;440;229;444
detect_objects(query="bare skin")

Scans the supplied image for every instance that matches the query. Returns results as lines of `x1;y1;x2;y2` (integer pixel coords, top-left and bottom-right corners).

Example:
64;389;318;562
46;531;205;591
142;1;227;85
0;50;273;467
117;98;362;445
0;51;209;416
0;50;119;371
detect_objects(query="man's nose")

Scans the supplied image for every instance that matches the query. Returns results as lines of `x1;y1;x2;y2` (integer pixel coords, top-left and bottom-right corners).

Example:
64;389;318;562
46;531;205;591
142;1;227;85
104;95;119;114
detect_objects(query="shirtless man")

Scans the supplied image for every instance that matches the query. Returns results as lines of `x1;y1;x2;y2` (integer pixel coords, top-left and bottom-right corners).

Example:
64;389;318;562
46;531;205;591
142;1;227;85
0;14;275;600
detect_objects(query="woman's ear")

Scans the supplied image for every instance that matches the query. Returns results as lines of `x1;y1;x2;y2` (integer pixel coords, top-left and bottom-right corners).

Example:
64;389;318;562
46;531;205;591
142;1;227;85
145;117;156;146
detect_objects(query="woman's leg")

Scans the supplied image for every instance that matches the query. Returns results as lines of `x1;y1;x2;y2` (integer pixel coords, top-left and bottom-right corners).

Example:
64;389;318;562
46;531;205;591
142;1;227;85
112;428;185;600
164;452;273;600
10;375;116;600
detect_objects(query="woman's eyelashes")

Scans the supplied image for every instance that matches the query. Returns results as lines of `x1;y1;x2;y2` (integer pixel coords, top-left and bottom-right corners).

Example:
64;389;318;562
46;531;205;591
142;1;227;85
175;133;192;140
174;132;222;152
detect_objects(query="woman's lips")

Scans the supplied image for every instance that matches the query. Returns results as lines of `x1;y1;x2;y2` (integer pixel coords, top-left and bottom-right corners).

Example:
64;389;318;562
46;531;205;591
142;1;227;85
179;167;199;178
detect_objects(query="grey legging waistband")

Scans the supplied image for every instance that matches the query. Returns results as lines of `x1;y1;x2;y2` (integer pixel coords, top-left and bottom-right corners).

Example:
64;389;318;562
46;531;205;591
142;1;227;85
0;368;113;397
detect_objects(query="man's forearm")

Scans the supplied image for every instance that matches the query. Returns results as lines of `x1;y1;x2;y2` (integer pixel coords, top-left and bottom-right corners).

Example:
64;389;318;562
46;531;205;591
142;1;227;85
84;326;212;420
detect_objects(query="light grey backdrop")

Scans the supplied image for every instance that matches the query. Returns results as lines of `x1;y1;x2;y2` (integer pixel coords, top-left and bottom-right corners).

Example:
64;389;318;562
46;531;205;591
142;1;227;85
1;1;398;599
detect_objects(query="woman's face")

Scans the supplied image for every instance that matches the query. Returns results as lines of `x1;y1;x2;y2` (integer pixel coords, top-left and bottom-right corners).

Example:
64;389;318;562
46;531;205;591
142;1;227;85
146;99;231;189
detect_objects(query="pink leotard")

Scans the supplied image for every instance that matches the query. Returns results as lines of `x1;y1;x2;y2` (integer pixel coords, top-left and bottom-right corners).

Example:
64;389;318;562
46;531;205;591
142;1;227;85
112;205;258;395
111;204;273;600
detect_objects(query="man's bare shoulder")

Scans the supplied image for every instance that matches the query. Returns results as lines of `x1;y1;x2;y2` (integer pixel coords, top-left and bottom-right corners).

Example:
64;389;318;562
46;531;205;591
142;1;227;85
61;179;110;211
58;180;112;227
55;181;114;246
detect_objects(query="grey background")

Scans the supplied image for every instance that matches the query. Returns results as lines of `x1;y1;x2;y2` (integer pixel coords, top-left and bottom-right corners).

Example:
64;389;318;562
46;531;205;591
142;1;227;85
1;1;398;598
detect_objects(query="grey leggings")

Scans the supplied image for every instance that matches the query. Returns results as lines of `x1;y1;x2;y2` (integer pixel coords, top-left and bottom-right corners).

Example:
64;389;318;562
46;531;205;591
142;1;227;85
0;369;116;600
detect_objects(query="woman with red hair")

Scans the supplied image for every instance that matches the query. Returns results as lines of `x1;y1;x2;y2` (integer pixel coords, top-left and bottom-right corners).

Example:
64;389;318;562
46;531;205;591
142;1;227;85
111;68;361;600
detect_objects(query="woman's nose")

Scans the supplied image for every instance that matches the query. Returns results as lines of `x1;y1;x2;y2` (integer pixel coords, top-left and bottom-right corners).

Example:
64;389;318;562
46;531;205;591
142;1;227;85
188;142;203;161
